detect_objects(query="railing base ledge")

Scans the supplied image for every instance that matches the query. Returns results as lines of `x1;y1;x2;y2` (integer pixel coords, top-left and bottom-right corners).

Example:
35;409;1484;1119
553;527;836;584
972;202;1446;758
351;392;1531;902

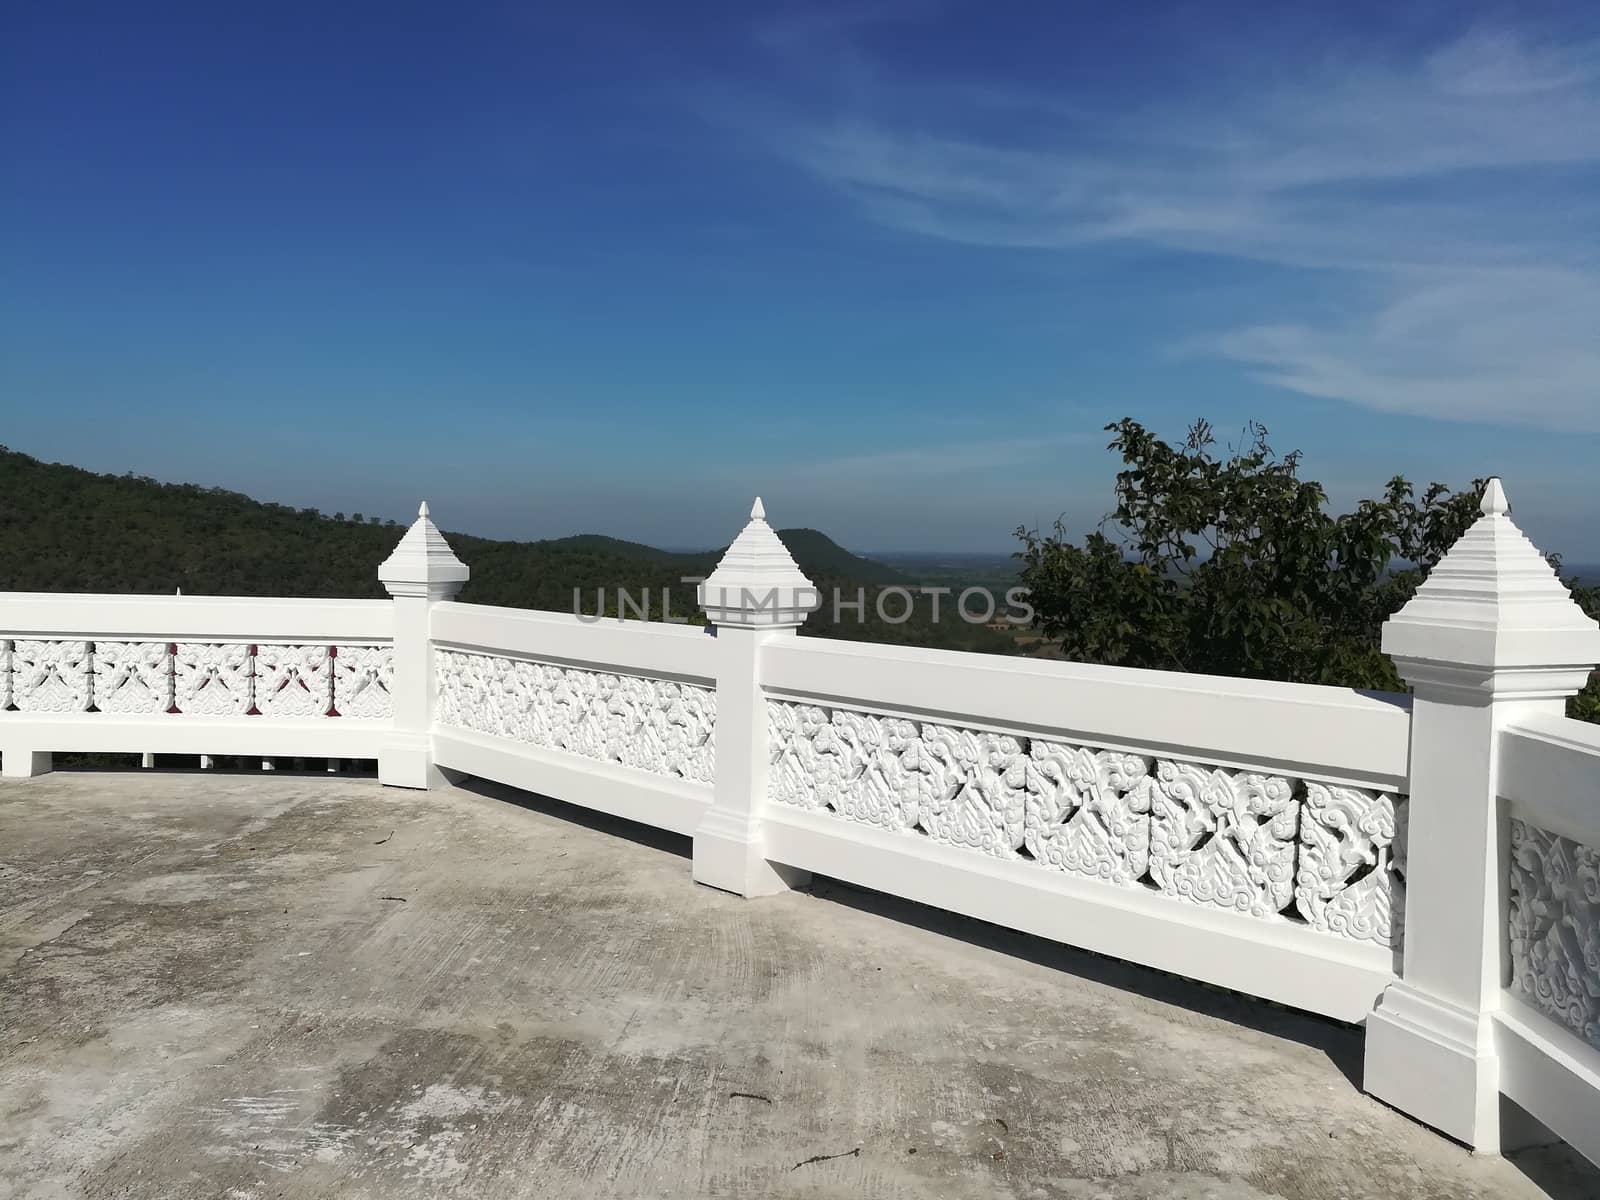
1364;983;1501;1152
692;810;812;898
379;736;447;790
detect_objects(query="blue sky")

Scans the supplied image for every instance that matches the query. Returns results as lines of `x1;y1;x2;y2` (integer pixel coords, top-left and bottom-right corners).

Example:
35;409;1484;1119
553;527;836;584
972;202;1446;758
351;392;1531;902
2;1;1597;556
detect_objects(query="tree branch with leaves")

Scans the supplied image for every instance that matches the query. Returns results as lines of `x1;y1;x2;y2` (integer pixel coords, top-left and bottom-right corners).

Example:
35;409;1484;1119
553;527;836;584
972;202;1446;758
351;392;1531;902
1016;419;1599;720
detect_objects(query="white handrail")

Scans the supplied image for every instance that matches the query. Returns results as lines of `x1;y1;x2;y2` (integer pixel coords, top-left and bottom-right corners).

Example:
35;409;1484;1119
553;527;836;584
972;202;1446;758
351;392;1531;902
763;635;1411;790
0;592;392;641
431;601;714;684
1502;713;1600;848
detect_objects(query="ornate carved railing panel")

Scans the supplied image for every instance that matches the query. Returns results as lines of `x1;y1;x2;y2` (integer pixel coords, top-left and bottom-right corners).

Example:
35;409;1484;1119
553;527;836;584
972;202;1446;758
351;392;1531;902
1023;740;1153;886
768;699;1406;949
254;644;332;717
1149;761;1299;919
10;640;92;712
173;643;254;715
435;649;715;782
332;644;394;719
0;641;391;720
1296;783;1406;945
1508;818;1600;1050
90;641;172;714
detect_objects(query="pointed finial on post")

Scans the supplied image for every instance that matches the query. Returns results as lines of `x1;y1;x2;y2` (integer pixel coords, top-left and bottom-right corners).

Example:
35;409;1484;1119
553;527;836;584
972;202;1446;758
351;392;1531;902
1383;476;1600;681
1480;478;1508;517
699;497;819;629
378;500;469;599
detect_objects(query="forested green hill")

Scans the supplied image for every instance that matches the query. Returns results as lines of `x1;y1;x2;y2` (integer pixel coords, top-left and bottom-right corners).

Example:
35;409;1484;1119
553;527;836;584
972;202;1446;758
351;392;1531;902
0;446;1012;653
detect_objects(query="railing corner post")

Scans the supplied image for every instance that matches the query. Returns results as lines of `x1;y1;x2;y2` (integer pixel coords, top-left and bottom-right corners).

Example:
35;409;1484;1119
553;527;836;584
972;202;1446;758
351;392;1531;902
376;501;468;789
1363;478;1600;1151
692;497;820;897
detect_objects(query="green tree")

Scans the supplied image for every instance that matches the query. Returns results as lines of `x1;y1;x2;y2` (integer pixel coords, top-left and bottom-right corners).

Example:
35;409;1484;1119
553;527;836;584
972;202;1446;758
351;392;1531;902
1016;419;1600;719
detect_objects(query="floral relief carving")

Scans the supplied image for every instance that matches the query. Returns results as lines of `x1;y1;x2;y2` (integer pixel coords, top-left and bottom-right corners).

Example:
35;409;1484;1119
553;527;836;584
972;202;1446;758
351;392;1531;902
1508;819;1600;1050
10;640;92;712
333;644;394;719
619;672;716;782
435;649;715;782
826;712;926;832
916;725;1029;858
767;699;1405;949
1295;784;1406;948
1024;742;1154;886
436;648;486;732
254;644;332;717
1149;761;1298;919
91;641;173;714
769;702;829;811
1;641;12;710
173;643;253;715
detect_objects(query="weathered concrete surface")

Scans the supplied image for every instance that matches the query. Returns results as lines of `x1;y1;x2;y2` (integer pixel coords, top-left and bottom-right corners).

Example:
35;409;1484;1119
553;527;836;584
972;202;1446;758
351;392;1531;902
0;773;1593;1200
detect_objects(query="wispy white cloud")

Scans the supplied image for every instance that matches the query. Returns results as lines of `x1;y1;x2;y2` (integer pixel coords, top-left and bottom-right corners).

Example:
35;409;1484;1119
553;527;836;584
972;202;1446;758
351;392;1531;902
1211;269;1600;430
734;19;1600;431
1428;26;1600;96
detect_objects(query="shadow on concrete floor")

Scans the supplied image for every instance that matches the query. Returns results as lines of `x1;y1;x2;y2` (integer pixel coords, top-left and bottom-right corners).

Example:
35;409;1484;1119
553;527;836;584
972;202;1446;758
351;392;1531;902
805;874;1369;1086
451;775;694;861
804;877;1600;1197
1504;1141;1600;1200
455;777;1600;1197
50;759;380;776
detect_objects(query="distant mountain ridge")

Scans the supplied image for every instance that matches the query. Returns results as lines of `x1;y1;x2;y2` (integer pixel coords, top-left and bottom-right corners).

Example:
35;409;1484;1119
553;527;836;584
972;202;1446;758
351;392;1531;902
537;530;906;584
0;445;905;601
754;528;907;585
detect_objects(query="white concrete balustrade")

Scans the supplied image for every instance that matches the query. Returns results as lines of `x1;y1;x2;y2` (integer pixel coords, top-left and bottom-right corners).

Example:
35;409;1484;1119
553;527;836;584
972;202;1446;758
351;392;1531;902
2;483;1598;1166
0;593;394;767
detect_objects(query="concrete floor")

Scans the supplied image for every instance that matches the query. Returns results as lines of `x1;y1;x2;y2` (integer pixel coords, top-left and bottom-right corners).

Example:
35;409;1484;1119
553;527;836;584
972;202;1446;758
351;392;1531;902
1;774;1595;1200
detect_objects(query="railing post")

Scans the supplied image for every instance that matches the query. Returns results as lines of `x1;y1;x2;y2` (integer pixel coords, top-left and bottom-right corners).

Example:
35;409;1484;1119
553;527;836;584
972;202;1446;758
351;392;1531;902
377;501;468;789
692;498;820;896
0;641;51;777
1364;479;1600;1150
1;749;52;779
